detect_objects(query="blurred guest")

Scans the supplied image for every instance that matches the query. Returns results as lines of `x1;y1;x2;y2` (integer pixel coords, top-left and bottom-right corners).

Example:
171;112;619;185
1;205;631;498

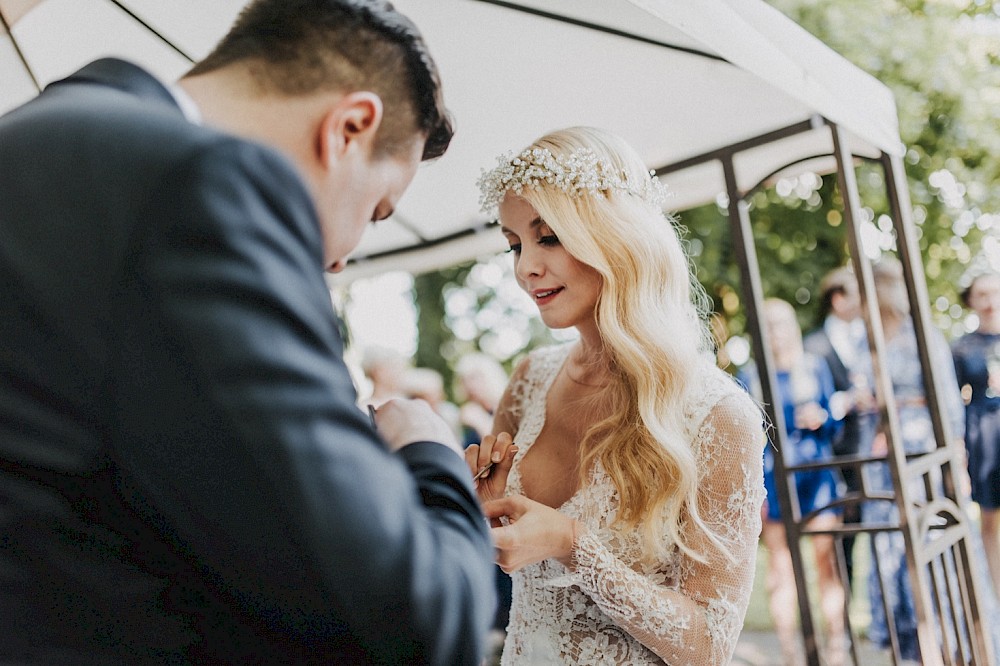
742;298;846;666
454;352;509;447
361;345;410;406
862;257;965;663
804;266;877;591
404;366;462;438
953;271;1000;600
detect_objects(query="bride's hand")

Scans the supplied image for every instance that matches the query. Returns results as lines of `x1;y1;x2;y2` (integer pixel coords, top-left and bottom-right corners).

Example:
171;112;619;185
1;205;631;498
483;495;577;572
464;432;517;506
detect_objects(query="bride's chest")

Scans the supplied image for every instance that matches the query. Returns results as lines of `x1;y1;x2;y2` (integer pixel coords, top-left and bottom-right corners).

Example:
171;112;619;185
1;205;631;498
515;378;609;509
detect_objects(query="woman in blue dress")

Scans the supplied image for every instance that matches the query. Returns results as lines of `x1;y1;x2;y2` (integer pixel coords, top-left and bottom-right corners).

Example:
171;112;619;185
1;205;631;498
742;298;846;666
953;271;1000;601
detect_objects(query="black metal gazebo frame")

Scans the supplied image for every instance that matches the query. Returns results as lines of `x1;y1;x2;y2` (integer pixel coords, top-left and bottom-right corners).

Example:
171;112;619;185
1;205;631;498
656;116;996;666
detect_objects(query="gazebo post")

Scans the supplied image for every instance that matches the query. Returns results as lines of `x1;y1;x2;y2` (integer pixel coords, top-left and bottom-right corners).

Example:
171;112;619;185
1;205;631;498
722;154;822;666
882;150;995;666
831;122;919;663
668;118;996;665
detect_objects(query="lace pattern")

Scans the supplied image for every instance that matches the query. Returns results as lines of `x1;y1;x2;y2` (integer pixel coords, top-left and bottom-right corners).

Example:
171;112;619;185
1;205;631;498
500;344;765;665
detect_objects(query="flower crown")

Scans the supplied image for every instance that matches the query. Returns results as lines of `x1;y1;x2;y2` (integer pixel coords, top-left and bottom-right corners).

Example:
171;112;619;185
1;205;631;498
476;146;670;216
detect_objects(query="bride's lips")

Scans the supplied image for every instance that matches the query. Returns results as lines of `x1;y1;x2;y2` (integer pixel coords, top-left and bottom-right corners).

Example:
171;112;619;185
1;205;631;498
531;287;563;305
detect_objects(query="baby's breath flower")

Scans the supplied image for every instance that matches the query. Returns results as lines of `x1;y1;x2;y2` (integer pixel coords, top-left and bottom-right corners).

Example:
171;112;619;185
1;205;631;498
477;147;669;217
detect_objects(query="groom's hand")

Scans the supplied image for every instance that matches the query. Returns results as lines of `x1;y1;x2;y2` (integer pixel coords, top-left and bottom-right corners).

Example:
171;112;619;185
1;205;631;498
374;398;462;456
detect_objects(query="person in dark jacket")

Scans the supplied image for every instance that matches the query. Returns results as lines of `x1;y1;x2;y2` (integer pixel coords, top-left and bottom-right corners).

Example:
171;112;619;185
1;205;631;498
803;266;876;591
0;1;494;663
953;271;1000;602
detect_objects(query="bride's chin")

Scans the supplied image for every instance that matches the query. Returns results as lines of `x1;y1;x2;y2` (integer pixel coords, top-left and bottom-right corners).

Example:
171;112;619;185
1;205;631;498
539;314;572;330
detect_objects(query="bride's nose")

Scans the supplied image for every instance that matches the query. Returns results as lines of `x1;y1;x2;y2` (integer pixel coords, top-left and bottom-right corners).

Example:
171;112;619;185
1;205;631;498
515;247;543;281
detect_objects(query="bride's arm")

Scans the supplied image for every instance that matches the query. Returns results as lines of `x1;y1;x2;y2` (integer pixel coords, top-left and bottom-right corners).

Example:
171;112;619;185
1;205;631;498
567;393;765;665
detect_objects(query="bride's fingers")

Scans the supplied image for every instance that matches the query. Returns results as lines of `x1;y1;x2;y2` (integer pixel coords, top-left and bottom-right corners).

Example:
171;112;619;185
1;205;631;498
464;444;480;476
489;444;518;489
481;432;514;476
483;495;527;521
491;522;513;547
476;434;497;473
491;432;514;463
491;525;519;572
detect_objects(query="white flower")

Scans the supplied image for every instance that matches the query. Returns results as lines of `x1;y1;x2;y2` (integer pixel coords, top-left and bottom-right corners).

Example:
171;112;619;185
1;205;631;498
476;146;669;216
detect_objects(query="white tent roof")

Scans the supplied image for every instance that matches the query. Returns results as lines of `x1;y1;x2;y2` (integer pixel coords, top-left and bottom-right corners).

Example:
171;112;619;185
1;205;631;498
0;0;902;283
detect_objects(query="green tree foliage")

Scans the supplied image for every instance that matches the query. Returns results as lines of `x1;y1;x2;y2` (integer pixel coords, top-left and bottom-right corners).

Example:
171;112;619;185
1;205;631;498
413;267;457;393
413;255;558;400
758;0;1000;337
681;175;850;338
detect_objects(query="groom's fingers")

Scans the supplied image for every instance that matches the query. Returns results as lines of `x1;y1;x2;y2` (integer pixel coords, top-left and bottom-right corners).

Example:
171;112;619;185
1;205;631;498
471;432;517;488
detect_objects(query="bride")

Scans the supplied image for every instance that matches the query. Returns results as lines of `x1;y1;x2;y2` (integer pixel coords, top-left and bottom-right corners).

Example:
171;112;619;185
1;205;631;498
467;126;766;665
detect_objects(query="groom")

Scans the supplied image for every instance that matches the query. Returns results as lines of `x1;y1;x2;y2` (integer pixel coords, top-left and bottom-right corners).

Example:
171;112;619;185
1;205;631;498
0;1;495;663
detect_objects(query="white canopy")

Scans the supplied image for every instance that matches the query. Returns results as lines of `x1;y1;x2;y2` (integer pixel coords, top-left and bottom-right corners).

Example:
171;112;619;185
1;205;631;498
0;0;902;283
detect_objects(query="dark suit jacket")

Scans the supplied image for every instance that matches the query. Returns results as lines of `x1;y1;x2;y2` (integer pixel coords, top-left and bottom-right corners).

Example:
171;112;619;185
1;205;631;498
803;324;872;460
0;59;494;664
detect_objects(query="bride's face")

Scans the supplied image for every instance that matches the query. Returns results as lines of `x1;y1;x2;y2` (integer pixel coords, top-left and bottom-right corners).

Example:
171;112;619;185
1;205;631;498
498;192;602;332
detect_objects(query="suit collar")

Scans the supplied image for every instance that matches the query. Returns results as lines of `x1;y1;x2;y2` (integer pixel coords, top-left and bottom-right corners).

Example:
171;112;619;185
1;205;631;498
48;58;183;115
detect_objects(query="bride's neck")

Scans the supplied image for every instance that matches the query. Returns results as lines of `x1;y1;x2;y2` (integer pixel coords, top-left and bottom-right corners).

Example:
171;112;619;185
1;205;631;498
566;341;613;387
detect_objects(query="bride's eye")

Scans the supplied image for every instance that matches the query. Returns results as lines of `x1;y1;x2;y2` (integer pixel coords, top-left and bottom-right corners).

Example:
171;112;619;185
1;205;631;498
539;235;560;247
505;243;522;255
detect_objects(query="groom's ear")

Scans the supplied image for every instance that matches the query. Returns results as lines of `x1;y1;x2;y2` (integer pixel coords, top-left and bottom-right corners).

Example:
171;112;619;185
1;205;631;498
317;91;384;166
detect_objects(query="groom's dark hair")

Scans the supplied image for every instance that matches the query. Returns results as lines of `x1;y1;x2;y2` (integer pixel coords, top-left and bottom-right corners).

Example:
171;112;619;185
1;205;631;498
186;0;453;160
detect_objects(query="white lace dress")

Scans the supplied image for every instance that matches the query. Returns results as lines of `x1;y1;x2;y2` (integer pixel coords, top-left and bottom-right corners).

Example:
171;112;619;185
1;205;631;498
498;344;766;665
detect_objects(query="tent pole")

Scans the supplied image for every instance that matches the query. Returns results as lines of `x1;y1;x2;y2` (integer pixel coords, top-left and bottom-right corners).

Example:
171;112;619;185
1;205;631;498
882;149;995;666
0;7;41;92
721;154;822;666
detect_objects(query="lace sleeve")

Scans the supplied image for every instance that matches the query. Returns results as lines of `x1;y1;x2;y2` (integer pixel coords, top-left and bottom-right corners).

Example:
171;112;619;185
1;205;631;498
570;392;766;665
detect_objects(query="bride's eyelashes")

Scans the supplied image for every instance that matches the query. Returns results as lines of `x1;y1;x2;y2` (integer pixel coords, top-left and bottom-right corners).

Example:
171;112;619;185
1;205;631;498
505;235;560;255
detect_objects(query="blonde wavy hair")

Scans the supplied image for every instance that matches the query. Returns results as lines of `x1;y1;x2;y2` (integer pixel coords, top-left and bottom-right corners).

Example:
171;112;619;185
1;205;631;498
511;127;728;563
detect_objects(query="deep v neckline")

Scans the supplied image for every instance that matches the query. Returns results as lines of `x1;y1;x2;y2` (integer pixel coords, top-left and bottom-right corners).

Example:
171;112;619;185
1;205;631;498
508;344;587;513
